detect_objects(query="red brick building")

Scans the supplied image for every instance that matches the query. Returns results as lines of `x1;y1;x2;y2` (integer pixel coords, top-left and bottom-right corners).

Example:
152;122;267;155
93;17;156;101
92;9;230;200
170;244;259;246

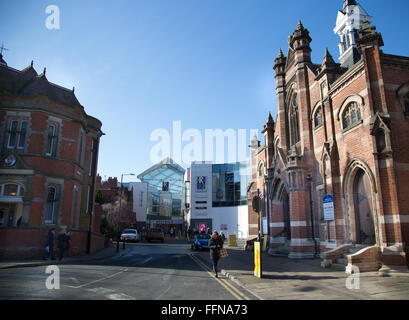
0;55;105;259
251;0;409;272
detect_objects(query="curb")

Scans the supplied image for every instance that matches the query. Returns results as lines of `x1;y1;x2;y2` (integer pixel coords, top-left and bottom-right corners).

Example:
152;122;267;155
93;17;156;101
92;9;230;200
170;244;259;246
192;252;249;294
0;248;131;270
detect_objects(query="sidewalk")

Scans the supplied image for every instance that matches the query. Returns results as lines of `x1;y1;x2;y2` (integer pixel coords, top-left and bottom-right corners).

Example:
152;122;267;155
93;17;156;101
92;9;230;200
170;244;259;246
0;245;132;270
195;248;409;300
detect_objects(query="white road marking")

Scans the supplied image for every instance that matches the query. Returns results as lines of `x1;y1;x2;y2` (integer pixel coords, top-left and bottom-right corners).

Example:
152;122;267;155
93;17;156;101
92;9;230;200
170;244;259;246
65;268;129;289
106;293;135;300
86;287;115;295
140;257;153;265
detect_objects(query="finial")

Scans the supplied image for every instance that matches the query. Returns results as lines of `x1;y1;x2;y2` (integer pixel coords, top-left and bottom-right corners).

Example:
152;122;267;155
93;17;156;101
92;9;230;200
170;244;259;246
0;43;8;55
43;67;46;75
278;48;284;58
31;60;33;67
72;86;75;93
297;20;304;31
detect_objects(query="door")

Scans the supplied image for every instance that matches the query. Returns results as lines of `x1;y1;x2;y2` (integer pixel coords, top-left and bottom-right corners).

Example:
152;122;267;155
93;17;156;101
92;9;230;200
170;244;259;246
353;169;376;245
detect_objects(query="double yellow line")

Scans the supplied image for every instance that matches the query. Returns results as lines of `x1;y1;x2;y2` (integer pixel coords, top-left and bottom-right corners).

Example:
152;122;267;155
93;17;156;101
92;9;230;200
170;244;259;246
189;254;250;300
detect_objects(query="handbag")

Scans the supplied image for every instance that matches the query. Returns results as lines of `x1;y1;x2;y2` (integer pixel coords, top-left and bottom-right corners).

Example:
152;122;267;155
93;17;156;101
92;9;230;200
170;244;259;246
219;248;228;259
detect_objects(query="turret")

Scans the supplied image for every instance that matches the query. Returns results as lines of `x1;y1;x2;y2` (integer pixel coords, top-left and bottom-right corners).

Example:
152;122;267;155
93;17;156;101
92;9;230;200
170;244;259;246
334;0;372;69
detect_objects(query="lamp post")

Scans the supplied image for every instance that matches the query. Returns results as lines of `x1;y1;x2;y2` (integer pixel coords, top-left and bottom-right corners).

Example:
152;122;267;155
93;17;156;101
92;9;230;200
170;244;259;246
117;173;135;253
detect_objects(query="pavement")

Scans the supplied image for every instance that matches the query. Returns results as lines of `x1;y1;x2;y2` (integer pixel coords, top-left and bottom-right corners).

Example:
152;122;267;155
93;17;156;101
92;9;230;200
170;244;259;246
197;246;409;300
3;238;409;300
0;244;133;270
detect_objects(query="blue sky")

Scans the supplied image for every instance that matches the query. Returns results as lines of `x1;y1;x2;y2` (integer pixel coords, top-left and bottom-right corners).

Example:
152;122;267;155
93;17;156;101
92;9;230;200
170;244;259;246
1;0;408;182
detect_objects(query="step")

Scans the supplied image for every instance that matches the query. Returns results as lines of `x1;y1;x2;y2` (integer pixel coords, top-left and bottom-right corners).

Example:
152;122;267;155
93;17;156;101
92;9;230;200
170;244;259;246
335;257;348;265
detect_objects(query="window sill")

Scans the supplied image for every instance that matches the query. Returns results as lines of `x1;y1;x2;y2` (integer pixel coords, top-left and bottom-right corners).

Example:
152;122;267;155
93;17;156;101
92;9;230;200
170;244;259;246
342;120;363;135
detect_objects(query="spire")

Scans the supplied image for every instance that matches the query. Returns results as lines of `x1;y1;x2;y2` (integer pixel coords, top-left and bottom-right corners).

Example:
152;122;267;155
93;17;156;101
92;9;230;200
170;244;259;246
322;48;336;66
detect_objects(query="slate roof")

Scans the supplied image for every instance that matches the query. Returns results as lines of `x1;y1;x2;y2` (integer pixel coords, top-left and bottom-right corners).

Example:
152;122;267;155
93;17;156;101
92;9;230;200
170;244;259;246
0;56;82;108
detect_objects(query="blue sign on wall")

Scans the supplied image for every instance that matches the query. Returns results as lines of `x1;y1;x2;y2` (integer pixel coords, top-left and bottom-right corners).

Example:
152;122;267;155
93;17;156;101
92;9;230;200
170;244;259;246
323;194;335;221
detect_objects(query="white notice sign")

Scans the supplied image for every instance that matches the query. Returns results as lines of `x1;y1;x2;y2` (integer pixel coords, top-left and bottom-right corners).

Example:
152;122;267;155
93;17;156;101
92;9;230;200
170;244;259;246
323;194;335;221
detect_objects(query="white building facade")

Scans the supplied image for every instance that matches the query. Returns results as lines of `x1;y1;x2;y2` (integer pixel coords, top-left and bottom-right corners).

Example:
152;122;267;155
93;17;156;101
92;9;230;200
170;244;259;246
188;161;250;239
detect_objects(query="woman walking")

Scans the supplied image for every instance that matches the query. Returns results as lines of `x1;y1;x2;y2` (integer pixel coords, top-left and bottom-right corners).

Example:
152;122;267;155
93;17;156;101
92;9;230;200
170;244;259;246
209;231;224;278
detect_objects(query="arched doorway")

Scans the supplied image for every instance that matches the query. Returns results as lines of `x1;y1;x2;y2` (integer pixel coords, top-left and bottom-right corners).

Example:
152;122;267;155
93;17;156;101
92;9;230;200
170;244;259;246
353;169;376;245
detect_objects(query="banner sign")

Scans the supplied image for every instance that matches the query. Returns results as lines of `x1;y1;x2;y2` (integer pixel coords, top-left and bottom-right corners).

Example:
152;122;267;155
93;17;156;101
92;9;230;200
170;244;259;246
262;217;268;235
254;242;261;278
228;234;237;247
323;194;335;221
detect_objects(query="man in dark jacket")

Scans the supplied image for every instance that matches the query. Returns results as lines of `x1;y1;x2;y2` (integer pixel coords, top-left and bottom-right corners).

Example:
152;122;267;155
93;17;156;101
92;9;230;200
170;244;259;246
208;231;224;277
44;228;56;260
57;228;67;261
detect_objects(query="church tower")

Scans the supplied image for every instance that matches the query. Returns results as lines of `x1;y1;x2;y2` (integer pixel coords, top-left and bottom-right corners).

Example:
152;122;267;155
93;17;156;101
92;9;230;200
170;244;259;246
334;0;372;69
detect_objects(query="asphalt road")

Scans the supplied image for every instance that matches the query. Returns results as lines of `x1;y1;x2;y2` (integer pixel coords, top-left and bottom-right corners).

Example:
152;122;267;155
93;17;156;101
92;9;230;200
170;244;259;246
0;242;256;300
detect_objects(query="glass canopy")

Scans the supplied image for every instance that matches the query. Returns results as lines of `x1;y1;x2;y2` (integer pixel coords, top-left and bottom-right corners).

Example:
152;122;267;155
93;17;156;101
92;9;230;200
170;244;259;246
138;158;185;219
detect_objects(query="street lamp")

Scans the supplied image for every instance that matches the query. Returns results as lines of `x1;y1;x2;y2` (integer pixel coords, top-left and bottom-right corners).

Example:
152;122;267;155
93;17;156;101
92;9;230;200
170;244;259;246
117;173;135;253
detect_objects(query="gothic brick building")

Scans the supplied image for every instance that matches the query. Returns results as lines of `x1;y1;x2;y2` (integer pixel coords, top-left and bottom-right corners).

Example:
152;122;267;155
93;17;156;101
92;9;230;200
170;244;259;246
0;54;105;259
250;0;409;271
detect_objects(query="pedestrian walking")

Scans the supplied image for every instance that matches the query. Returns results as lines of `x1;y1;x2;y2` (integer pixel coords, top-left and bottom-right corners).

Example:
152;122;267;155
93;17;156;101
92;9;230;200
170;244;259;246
208;231;224;278
187;228;194;243
220;231;226;243
44;228;56;260
65;230;71;257
57;227;67;261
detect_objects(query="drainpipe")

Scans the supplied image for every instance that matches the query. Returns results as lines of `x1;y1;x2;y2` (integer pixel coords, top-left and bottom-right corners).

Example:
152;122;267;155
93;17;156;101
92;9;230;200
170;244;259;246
307;174;318;257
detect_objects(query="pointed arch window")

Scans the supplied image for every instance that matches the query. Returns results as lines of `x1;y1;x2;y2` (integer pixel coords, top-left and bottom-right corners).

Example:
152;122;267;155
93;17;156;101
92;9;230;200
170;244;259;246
314;106;323;129
342;102;362;130
404;92;409;114
289;93;301;146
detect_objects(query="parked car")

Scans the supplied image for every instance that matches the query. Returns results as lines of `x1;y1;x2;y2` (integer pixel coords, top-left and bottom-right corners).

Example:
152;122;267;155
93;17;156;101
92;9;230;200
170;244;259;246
191;233;211;251
147;228;165;243
120;229;140;242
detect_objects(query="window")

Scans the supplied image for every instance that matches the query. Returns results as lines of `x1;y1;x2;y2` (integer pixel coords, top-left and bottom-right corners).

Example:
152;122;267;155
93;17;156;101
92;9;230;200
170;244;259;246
258;163;264;177
289;94;300;146
342;102;362;130
1;184;24;197
7;120;28;150
78;131;84;164
404;92;409;114
45;186;58;224
73;186;79;228
46;124;58;156
89;140;94;176
314;107;323;128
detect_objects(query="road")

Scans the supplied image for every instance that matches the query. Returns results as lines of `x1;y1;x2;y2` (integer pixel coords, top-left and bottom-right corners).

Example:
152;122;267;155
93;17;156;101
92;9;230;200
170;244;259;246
0;241;257;300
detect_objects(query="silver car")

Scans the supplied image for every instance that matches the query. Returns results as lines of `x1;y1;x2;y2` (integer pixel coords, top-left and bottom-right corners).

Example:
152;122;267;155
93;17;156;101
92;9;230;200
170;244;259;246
120;229;140;242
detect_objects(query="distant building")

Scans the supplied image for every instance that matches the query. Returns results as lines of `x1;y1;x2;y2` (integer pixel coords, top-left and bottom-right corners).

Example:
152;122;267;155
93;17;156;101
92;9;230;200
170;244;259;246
0;54;104;259
186;161;251;239
127;181;148;230
251;0;409;271
137;158;185;234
